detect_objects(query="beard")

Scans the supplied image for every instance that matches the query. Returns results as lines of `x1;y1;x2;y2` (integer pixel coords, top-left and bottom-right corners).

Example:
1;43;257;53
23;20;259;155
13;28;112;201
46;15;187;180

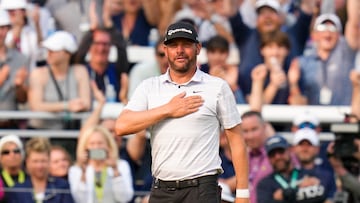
168;55;197;74
273;158;291;173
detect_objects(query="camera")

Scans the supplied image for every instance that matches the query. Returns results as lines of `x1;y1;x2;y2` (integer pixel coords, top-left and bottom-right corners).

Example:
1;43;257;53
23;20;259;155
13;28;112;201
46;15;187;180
330;123;360;175
88;149;107;160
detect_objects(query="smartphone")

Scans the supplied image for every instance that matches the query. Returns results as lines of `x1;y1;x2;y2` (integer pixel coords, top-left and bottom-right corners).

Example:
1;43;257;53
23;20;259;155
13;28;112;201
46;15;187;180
88;149;107;160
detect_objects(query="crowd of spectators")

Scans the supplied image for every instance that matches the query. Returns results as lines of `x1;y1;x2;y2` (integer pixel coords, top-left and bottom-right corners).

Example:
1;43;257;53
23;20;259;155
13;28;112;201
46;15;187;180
0;0;360;202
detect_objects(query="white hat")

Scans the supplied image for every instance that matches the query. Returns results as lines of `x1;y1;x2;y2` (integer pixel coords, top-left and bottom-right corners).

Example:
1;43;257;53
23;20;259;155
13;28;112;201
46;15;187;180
255;0;281;13
42;31;78;53
293;112;319;127
0;0;27;10
0;134;24;159
293;128;319;146
219;182;235;202
0;9;10;26
313;13;342;32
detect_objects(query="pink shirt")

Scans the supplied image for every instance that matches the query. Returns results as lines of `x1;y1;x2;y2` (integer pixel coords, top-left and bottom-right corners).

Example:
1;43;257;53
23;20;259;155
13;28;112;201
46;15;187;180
248;147;272;203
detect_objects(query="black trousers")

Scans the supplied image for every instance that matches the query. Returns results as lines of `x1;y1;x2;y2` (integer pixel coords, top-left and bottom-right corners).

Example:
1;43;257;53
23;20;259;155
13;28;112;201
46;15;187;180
149;175;221;203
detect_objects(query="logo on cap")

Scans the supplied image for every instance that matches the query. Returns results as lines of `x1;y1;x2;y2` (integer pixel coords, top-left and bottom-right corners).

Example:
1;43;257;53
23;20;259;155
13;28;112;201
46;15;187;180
168;28;193;36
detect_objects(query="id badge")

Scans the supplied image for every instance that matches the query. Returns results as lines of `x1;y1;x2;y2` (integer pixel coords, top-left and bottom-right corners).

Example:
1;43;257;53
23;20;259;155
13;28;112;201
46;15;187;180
319;86;332;105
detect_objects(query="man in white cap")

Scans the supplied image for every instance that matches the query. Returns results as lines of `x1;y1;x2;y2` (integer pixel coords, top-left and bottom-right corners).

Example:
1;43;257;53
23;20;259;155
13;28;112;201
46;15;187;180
292;128;336;202
288;0;360;105
0;134;26;202
0;9;28;128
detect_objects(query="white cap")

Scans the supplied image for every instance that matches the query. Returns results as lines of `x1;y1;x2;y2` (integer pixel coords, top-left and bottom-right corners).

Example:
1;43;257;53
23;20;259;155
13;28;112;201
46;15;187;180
0;134;24;159
0;9;10;26
255;0;281;13
219;182;235;202
0;0;27;10
313;13;342;32
42;31;78;53
293;112;319;127
293;128;319;146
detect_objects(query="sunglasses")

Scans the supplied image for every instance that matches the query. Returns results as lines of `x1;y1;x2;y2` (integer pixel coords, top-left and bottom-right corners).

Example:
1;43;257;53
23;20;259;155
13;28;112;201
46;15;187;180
92;41;111;47
315;24;338;32
298;122;316;129
1;149;21;155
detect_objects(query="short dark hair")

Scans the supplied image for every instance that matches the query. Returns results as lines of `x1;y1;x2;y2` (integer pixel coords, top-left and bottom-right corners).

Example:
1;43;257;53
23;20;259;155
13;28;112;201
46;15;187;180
241;111;264;123
260;31;291;50
206;35;229;53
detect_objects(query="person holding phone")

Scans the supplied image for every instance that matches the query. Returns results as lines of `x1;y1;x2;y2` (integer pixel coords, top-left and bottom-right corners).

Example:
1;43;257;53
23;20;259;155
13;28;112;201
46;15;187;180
68;125;134;203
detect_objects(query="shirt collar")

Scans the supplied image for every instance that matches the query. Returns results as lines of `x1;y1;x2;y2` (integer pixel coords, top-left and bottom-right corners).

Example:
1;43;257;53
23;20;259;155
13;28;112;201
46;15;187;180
159;67;204;85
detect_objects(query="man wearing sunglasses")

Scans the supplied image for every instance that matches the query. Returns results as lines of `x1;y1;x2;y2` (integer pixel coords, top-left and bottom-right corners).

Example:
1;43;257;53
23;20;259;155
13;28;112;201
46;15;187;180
257;134;332;203
0;134;25;202
288;0;360;105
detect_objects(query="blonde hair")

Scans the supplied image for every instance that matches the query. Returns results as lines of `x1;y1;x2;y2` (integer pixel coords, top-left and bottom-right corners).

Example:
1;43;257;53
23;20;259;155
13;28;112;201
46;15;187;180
76;125;118;164
25;137;52;157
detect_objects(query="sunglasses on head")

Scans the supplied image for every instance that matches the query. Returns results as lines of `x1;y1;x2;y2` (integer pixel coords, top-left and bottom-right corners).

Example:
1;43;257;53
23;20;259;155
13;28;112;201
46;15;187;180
298;122;316;129
315;24;338;32
1;149;21;155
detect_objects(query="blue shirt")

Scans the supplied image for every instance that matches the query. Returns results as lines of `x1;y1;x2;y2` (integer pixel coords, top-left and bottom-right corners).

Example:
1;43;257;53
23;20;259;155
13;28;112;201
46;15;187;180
112;9;154;46
298;37;356;105
257;168;333;203
7;176;74;203
229;11;312;96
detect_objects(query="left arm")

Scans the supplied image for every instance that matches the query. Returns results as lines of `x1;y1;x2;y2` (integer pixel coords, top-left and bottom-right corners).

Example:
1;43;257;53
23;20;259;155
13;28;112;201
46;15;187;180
224;124;249;203
74;65;91;111
112;160;134;202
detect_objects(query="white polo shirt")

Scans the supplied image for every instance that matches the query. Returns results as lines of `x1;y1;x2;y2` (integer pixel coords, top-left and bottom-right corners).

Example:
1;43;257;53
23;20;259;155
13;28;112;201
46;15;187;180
125;68;241;180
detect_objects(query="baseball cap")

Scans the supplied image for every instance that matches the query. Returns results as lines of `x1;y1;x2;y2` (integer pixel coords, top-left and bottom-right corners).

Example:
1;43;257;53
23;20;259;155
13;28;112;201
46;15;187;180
293;128;319;146
42;31;78;53
265;134;289;154
0;9;10;26
0;0;27;10
219;182;235;202
0;134;24;159
293;112;319;129
255;0;281;13
313;13;342;33
164;21;199;45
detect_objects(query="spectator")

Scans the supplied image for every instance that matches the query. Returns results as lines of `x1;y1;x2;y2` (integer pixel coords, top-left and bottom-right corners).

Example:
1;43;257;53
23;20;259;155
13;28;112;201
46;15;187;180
225;0;314;98
8;137;75;203
128;36;168;99
174;0;235;46
291;111;335;176
50;145;72;180
201;35;245;104
240;111;273;203
69;125;134;203
249;31;290;109
0;135;23;202
288;0;360;105
80;81;152;201
327;140;360;203
75;27;129;103
257;134;332;203
292;128;336;201
0;0;40;70
28;31;91;130
0;9;28;129
111;0;157;46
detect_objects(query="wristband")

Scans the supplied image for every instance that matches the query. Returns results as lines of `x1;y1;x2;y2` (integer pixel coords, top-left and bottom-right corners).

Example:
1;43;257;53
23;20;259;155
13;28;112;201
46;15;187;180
63;101;68;111
236;189;250;198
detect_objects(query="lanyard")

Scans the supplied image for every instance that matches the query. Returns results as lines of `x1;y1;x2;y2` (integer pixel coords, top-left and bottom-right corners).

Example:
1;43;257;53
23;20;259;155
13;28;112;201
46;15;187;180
2;170;25;187
274;169;298;189
94;168;107;203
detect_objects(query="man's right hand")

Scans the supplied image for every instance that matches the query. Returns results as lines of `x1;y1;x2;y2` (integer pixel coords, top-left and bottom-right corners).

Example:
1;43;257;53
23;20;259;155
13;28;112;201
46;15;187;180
165;92;204;118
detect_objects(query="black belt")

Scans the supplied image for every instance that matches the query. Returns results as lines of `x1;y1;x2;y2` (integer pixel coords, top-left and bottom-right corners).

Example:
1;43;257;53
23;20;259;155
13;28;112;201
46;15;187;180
153;174;218;190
